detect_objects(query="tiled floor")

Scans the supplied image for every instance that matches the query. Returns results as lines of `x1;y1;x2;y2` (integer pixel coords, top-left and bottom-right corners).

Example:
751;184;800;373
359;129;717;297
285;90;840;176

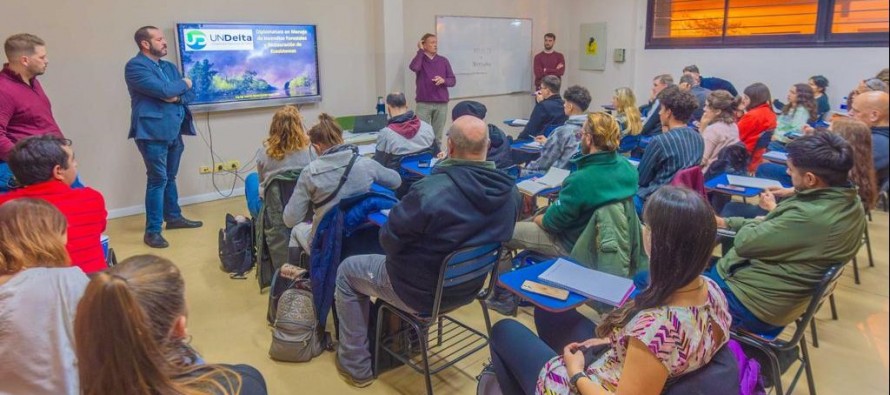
106;197;890;394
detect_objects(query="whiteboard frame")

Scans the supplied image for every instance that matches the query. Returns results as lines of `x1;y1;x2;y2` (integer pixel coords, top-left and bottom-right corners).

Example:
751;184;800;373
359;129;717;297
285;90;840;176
434;15;534;99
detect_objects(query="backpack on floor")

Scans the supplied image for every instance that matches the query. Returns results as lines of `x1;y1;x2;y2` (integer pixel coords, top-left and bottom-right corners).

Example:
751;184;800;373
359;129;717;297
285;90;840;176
218;213;255;279
268;264;325;362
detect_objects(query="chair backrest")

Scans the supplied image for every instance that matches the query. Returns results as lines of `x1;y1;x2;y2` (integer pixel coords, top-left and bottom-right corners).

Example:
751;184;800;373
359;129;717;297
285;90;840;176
753;129;775;151
430;243;501;318
670;167;707;200
704;142;750;181
778;262;846;350
503;165;521;179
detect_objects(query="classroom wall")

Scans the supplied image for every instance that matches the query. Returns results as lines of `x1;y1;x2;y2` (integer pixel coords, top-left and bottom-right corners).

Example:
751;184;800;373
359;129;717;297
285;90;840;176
1;0;564;215
566;0;889;111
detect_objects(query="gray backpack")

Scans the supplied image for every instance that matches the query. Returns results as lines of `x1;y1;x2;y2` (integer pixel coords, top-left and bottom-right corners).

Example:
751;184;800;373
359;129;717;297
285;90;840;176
269;284;324;362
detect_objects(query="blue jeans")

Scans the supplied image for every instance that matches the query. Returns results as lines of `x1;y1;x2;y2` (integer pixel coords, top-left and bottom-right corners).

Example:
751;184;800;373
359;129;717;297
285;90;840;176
136;137;185;233
755;162;792;187
533;307;597;352
489;320;558;395
0;162;12;192
244;172;262;218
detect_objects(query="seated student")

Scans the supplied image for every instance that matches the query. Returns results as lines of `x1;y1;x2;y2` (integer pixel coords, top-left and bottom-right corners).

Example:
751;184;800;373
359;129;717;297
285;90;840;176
683;64;738;96
769;83;818;151
372;92;436;170
845;77;889;110
283;114;400;256
849;91;889;187
489;186;730;395
613;87;643;138
640;74;674;137
518;75;568;141
75;255;267;394
246;105;315;217
0;198;89;395
450;100;513;169
737;83;777;172
525;85;592;174
333;116;520;387
700;90;741;174
678;74;710;122
0;135;107;273
713;131;866;334
774;75;831;122
726;119;879;218
635;86;704;214
506;112;637;258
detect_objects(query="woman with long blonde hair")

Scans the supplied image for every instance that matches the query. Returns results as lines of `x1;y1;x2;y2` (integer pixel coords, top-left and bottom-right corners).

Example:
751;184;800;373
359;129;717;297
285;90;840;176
832;118;879;211
612;87;643;137
0;198;88;395
75;255;267;395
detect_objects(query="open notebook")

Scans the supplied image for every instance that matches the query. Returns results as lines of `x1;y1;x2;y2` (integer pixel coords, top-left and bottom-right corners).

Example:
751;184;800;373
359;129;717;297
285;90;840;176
537;258;636;306
517;167;569;195
727;175;783;190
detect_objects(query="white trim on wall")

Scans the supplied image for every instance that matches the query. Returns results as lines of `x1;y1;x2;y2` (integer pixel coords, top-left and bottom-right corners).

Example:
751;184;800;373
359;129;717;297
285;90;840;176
107;188;245;219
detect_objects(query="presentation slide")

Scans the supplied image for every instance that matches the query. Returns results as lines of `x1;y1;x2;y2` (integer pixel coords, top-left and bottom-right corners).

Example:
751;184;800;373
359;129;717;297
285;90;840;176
175;23;321;111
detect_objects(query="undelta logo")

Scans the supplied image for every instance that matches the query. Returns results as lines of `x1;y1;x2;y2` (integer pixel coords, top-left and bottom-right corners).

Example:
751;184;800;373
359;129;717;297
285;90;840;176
183;29;254;51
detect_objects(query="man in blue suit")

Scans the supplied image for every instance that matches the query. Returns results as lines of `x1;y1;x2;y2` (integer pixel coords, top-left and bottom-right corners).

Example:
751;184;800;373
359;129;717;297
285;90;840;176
126;26;202;248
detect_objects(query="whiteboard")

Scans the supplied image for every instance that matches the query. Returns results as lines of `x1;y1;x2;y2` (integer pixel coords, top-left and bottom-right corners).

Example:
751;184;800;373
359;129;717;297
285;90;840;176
435;16;533;98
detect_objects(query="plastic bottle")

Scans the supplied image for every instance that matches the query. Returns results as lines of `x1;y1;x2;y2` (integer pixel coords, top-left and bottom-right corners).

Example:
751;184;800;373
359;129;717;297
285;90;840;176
840;96;848;112
376;96;385;115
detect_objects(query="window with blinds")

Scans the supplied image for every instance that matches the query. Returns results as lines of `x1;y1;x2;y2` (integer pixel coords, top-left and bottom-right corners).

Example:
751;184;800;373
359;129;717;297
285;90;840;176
647;0;889;48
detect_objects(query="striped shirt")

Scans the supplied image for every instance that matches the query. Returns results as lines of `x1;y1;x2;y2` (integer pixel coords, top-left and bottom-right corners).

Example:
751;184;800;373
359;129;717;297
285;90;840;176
637;126;704;199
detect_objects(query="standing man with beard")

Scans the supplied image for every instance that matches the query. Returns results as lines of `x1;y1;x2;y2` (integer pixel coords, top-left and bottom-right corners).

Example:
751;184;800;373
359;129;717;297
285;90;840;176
533;33;565;89
125;26;202;249
0;33;64;192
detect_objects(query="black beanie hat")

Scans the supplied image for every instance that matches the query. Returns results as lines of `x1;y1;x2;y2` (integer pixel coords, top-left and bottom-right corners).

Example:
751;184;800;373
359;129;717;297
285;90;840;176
451;100;487;121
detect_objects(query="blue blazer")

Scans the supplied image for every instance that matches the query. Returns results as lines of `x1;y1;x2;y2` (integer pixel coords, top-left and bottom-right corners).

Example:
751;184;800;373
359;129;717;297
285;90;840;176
125;52;196;140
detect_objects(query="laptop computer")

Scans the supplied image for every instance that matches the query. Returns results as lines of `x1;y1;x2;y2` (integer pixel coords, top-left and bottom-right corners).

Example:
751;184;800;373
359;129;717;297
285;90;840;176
351;114;387;133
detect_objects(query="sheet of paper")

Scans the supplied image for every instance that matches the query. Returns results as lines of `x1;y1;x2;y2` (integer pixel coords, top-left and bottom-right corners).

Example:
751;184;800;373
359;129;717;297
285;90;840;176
523;141;543;149
536;167;569;188
357;144;376;156
510;118;529;126
727;175;783;190
762;151;788;162
430;158;439;167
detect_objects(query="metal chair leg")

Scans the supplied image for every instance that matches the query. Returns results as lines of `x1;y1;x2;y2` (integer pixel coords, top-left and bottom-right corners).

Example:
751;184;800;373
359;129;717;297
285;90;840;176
809;319;819;348
801;334;818;395
864;227;874;268
829;294;838;320
419;329;434;395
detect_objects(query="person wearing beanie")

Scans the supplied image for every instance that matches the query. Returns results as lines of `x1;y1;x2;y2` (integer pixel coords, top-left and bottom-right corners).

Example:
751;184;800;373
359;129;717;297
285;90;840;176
450;100;513;169
525;85;592;174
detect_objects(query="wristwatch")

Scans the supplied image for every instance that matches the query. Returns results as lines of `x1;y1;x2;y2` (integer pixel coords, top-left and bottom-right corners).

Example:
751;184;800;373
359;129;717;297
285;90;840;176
570;372;588;388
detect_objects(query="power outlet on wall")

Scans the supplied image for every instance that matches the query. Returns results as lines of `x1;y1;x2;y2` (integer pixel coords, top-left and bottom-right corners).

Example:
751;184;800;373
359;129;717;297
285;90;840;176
200;160;241;175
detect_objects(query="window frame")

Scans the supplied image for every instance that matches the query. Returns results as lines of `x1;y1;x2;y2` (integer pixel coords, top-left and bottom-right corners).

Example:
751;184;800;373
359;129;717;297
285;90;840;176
645;0;890;49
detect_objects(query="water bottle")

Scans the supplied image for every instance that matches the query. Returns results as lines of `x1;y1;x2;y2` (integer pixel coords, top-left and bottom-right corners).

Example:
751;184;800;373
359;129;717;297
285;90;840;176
840;96;848;112
376;96;385;115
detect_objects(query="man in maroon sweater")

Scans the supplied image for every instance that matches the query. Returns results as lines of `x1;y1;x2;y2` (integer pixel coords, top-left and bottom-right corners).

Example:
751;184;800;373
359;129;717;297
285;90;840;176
0;135;108;274
0;33;64;192
409;33;456;144
533;33;565;89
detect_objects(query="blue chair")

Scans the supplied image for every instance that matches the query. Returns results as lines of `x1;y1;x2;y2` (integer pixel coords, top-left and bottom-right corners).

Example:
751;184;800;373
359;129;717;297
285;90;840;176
397;151;433;198
731;262;845;395
374;243;502;395
503;165;521;179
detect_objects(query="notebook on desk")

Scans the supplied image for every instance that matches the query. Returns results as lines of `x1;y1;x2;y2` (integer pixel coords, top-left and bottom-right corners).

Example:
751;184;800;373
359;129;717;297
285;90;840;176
517;167;568;195
351;114;387;133
537;258;635;307
726;175;783;190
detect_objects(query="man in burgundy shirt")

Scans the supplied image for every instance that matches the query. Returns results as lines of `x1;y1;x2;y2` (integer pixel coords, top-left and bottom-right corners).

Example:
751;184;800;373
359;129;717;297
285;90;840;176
0;135;108;274
533;33;565;89
0;33;63;192
409;33;456;144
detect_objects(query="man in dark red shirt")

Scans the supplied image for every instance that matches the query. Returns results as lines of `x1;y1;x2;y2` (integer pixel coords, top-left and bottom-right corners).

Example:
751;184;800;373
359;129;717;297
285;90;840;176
0;135;107;274
533;33;565;89
0;33;63;192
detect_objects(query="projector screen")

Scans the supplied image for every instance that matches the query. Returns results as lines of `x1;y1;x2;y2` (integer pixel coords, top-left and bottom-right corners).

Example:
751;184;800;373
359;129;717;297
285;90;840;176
174;23;321;112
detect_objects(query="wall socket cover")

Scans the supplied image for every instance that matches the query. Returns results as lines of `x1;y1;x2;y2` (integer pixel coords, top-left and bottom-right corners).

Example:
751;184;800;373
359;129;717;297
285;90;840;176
613;48;626;63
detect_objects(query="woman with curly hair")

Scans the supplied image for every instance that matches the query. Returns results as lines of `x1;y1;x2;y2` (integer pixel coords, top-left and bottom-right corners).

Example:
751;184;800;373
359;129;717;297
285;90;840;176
770;83;818;151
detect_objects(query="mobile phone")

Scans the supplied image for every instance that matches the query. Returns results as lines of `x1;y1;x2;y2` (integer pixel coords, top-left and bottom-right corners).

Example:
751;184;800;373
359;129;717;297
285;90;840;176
418;160;431;168
716;183;746;193
521;280;569;301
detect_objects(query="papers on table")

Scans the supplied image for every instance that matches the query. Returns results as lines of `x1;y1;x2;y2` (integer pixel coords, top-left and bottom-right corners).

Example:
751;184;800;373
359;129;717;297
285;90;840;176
380;209;390;216
726;175;783;190
517;167;569;195
429;158;439;167
628;158;640;168
537;258;635;307
357;144;376;156
508;118;529;126
523;141;543;149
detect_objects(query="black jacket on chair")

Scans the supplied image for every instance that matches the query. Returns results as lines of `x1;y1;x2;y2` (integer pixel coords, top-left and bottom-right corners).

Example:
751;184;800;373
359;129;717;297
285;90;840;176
381;160;520;314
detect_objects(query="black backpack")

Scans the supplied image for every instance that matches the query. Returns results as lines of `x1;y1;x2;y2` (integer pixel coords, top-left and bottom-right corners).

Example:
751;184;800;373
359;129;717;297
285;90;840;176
218;213;255;279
